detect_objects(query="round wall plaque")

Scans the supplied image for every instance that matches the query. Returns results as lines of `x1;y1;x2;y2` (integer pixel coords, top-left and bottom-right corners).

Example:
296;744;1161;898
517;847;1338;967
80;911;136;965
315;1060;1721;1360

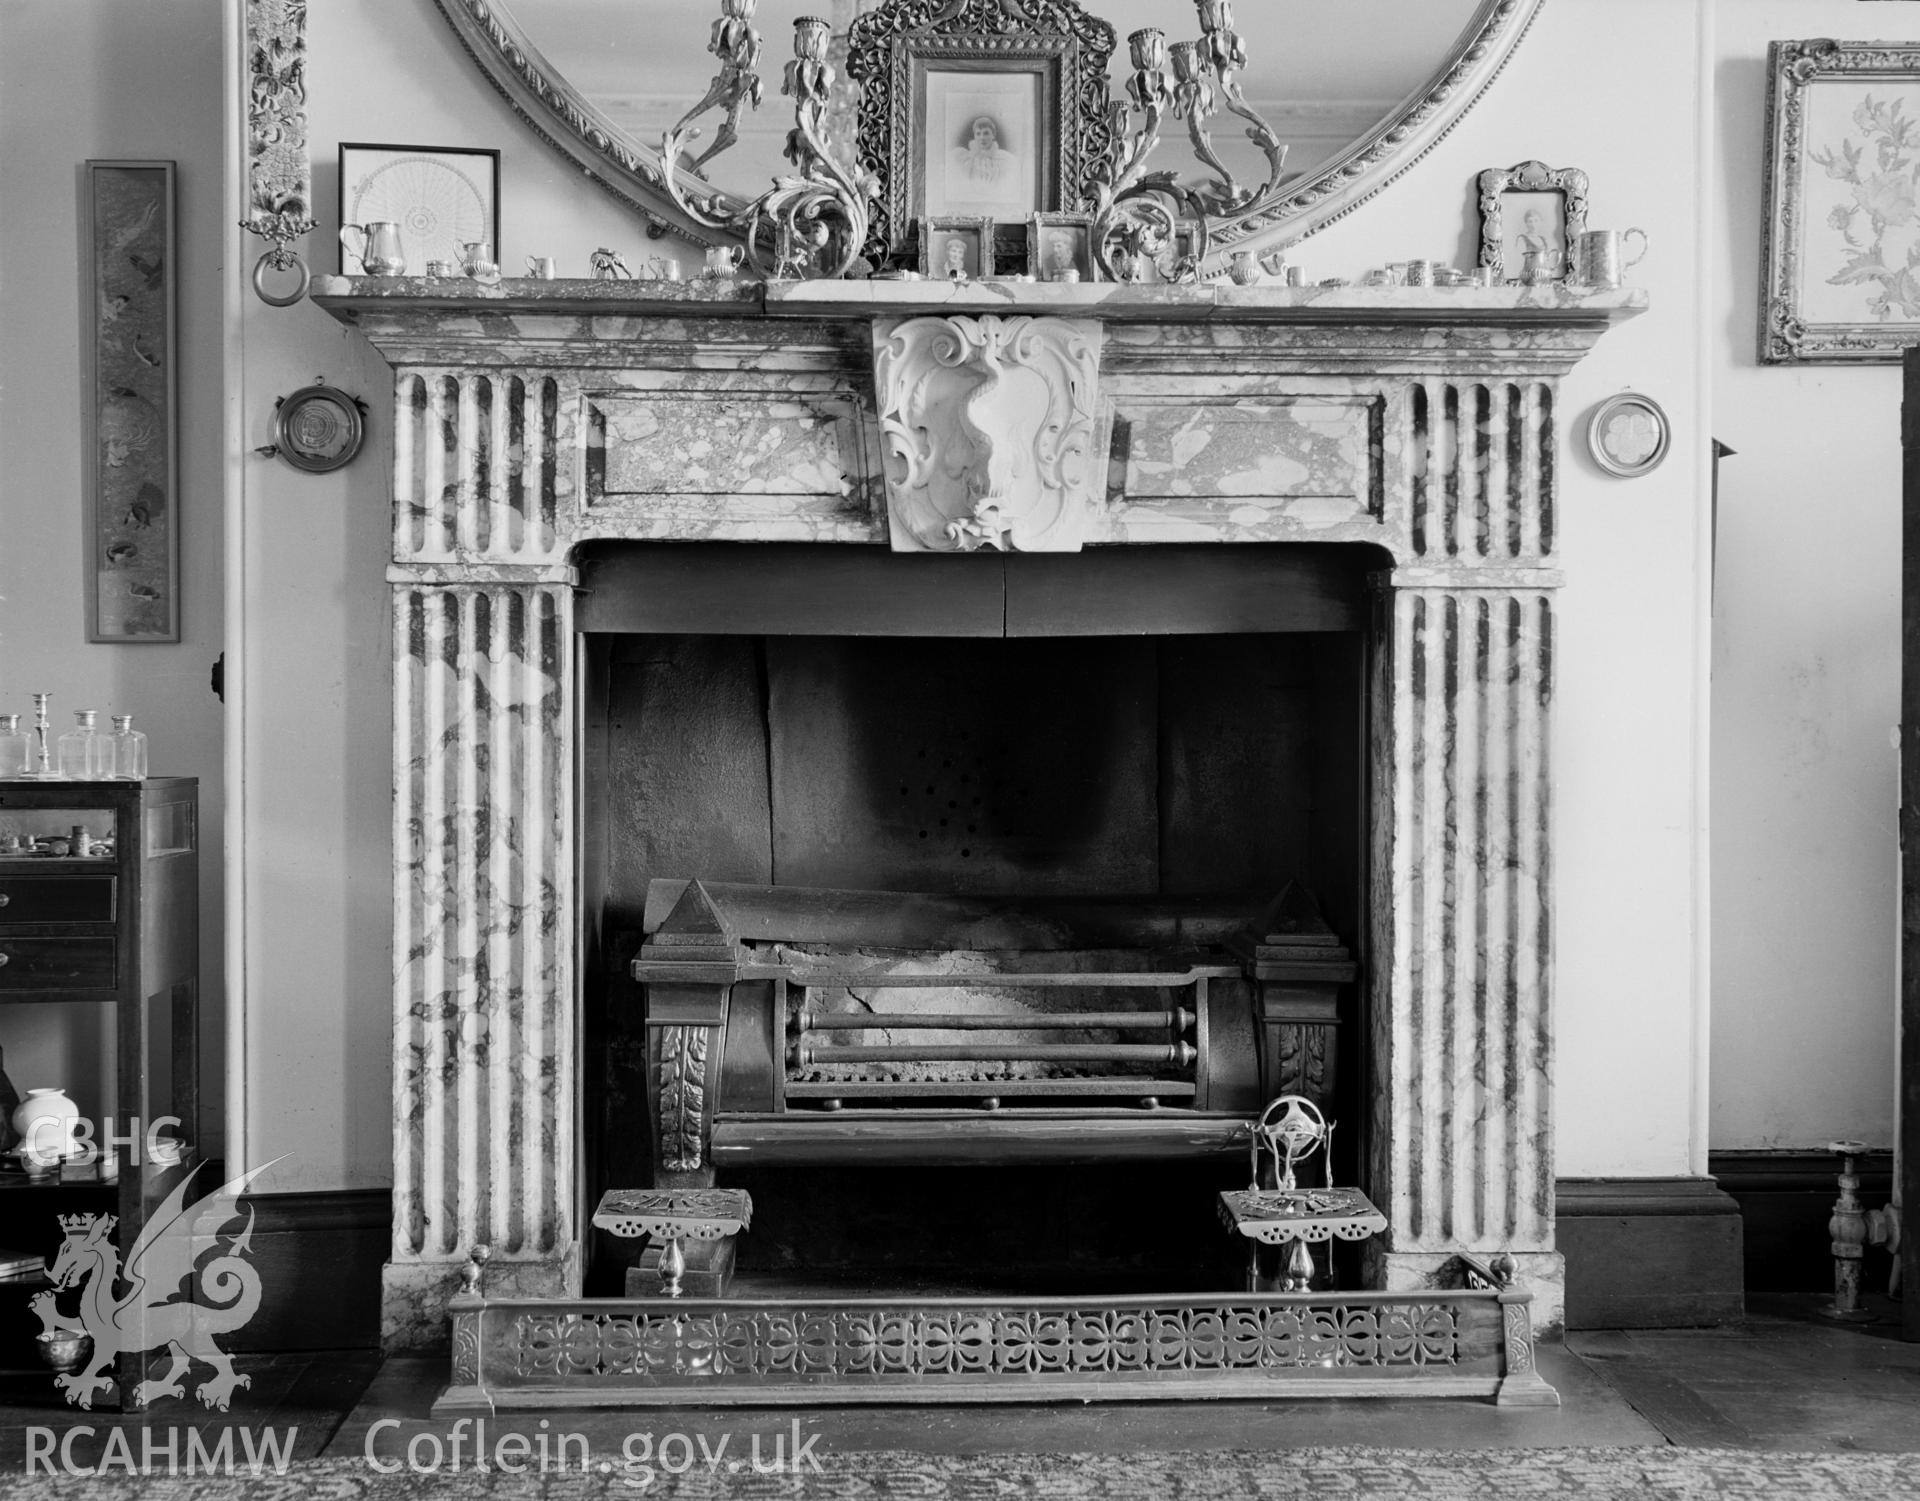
1585;392;1670;479
269;383;367;473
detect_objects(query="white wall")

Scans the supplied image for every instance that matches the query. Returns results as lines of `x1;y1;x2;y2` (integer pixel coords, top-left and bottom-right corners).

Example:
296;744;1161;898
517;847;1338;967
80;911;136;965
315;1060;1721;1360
1707;1;1902;1152
0;2;227;1150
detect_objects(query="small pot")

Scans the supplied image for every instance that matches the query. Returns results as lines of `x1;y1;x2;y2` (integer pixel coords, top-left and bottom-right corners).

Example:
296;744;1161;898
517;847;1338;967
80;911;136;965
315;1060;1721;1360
12;1088;80;1169
37;1330;92;1375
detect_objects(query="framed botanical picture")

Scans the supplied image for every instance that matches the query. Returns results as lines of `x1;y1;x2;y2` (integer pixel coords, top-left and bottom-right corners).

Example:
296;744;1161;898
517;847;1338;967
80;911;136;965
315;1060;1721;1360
338;142;500;275
1030;212;1094;283
1762;40;1920;362
847;1;1116;261
1476;160;1589;284
921;217;993;280
85;161;178;643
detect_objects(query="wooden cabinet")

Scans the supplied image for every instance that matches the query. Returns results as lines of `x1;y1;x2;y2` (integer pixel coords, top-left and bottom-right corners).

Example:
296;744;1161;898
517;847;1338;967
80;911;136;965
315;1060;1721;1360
0;778;199;1408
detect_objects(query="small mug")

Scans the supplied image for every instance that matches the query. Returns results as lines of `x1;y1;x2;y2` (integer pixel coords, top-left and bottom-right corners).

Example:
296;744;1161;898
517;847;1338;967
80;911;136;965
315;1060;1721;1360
1403;259;1434;287
424;258;457;278
1284;266;1307;288
526;255;558;280
1572;227;1648;289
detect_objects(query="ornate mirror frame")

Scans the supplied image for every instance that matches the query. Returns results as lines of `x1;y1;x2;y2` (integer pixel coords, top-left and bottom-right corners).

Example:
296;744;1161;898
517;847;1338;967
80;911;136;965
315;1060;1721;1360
430;0;1544;262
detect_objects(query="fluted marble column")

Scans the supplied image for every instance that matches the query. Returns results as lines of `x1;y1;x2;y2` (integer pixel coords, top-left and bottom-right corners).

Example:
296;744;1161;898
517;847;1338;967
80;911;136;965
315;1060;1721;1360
1367;374;1565;1328
381;361;578;1345
384;576;575;1345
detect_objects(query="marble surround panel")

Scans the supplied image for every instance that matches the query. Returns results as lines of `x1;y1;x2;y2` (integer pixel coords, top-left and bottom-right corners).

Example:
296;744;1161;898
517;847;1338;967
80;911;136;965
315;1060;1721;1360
312;283;1640;1345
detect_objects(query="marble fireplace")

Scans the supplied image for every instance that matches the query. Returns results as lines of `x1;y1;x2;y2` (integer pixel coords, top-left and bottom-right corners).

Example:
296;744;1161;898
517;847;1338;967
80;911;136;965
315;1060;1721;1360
312;275;1640;1350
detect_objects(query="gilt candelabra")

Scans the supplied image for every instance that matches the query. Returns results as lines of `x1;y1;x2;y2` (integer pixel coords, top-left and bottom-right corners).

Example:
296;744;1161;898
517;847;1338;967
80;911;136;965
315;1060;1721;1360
1089;0;1288;282
661;2;874;280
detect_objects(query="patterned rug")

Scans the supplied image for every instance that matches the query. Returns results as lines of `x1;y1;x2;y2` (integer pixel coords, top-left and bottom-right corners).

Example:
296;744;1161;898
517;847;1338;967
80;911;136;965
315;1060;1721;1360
6;1447;1919;1499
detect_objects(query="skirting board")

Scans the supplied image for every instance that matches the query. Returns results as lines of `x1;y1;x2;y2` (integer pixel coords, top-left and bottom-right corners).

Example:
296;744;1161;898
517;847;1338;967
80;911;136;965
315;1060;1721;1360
1556;1177;1745;1330
226;1189;390;1352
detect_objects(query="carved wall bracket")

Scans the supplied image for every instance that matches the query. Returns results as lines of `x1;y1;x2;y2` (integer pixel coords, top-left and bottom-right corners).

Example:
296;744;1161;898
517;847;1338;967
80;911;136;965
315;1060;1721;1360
242;0;317;305
872;313;1103;552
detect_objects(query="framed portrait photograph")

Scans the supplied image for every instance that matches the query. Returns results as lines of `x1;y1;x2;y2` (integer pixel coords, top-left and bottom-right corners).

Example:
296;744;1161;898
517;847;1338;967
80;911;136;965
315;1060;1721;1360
1030;212;1094;283
923;68;1049;221
1476;160;1590;283
922;217;993;280
1762;39;1920;362
338;142;500;274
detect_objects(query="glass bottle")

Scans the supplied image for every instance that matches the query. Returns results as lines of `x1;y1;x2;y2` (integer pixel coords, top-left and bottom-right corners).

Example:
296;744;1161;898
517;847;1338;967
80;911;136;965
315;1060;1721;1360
0;715;27;778
56;711;109;779
108;715;147;780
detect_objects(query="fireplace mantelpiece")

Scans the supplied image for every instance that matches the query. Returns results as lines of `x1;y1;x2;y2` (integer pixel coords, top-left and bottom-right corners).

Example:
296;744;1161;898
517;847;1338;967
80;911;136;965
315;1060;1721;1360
311;276;1642;1345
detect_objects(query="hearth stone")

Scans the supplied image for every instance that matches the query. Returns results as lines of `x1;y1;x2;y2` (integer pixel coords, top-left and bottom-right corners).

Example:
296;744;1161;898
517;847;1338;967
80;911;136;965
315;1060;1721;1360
312;279;1643;1351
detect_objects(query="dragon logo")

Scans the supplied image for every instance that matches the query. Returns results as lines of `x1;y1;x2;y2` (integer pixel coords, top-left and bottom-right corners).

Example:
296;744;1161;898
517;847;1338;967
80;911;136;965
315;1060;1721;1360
31;1161;279;1410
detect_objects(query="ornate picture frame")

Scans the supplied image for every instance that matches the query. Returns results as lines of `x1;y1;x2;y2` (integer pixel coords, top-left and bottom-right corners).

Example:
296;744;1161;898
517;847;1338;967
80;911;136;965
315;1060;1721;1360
847;0;1116;265
1030;211;1094;283
85;160;178;643
1585;393;1671;479
921;216;995;280
1762;39;1920;363
1476;160;1589;284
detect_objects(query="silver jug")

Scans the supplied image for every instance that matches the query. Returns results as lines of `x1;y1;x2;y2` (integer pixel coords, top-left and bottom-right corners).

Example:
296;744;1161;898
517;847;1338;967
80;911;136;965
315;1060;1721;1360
461;240;501;285
339;221;406;276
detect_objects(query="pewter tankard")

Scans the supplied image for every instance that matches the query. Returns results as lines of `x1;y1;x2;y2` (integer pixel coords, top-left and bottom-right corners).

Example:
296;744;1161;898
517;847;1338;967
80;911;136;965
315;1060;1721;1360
1573;228;1648;289
339;220;406;276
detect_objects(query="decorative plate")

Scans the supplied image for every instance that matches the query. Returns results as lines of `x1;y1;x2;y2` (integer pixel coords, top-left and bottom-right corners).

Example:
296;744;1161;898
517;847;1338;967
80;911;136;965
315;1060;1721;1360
1585;392;1671;478
270;383;367;474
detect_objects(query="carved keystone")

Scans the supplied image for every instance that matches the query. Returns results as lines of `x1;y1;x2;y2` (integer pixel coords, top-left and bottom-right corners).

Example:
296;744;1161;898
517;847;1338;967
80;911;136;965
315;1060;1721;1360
873;314;1104;553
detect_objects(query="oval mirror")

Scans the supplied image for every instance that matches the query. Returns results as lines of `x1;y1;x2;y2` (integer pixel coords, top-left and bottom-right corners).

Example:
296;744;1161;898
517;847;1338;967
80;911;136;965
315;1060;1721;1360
434;0;1540;261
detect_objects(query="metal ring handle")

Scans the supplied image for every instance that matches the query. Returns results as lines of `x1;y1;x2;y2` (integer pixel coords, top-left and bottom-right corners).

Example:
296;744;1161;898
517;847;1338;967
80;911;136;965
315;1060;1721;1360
251;249;311;308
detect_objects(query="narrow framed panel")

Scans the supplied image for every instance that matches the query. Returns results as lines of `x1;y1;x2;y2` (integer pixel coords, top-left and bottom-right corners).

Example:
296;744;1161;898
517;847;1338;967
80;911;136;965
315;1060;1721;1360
85;161;178;643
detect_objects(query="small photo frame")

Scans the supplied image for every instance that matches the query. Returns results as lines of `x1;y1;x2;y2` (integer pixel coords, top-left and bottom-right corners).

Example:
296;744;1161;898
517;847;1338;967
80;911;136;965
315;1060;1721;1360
338;142;500;274
1585;393;1670;478
1030;212;1095;283
922;217;994;281
1476;160;1589;284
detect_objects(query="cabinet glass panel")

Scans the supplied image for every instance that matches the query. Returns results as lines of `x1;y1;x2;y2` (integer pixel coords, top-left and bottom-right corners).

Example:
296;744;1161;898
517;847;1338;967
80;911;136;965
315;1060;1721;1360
0;809;116;860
